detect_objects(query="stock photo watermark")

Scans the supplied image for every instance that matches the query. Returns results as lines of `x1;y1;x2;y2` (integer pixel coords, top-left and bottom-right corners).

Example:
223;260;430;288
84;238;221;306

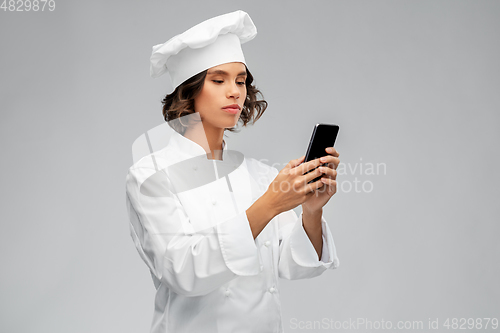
335;157;386;194
289;317;499;331
261;157;387;194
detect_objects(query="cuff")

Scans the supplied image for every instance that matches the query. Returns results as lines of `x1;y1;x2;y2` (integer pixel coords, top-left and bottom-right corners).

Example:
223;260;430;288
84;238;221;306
320;234;331;263
216;210;261;276
289;212;339;269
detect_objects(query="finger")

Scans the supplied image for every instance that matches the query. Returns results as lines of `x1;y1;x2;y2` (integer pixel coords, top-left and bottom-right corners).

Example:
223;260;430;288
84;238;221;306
321;177;337;186
305;178;325;193
295;158;324;176
325;147;339;157
321;177;337;195
303;168;326;186
318;166;337;180
305;189;317;199
319;156;340;169
287;155;305;169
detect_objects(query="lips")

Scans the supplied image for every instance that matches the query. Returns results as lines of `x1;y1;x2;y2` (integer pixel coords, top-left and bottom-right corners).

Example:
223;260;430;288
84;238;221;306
222;104;241;114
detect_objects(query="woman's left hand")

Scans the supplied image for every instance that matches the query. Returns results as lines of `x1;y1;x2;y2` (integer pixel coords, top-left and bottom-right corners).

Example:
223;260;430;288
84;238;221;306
301;147;340;214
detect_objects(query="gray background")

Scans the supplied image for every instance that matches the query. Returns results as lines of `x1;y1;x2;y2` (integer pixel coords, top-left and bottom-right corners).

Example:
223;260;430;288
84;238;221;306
1;0;499;332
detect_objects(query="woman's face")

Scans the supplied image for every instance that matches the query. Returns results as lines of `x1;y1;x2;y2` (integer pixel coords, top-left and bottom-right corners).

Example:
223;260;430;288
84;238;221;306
194;62;247;131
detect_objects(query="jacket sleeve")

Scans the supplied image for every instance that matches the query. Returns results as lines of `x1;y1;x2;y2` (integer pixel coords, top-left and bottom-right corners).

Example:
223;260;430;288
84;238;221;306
125;164;261;297
268;167;339;280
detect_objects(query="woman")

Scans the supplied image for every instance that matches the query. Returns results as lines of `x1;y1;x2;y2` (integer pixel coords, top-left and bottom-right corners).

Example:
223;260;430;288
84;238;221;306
125;10;340;333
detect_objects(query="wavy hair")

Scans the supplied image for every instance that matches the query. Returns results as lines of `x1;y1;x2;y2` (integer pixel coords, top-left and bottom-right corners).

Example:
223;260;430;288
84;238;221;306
161;67;267;134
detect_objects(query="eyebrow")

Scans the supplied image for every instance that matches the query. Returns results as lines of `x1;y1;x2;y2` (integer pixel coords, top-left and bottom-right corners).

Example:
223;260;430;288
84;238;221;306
207;70;247;77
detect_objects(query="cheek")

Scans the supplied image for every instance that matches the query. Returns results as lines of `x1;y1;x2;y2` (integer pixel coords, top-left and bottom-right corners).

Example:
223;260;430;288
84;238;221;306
199;87;216;106
241;87;248;101
194;87;211;111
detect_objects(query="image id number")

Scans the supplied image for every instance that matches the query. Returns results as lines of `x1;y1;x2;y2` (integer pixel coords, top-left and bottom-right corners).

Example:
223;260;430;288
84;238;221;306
443;318;498;330
1;0;55;11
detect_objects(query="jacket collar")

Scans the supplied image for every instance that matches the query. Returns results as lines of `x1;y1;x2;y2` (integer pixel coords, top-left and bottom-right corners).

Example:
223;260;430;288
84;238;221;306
165;129;228;160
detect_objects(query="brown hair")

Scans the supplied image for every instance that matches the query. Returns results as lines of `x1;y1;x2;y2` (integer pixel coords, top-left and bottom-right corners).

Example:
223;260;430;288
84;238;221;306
161;67;268;134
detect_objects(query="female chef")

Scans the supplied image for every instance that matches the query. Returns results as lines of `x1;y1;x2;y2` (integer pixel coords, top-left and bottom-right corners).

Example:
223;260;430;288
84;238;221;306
125;10;340;333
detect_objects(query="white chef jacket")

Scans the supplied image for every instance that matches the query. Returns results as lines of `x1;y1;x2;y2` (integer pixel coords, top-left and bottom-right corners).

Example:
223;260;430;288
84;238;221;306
125;130;339;333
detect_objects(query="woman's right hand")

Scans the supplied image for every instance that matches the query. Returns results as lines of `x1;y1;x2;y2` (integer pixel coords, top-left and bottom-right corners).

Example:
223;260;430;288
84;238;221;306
263;155;326;216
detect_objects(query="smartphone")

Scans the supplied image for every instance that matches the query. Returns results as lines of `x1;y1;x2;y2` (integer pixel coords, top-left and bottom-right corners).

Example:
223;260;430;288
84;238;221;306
304;124;340;184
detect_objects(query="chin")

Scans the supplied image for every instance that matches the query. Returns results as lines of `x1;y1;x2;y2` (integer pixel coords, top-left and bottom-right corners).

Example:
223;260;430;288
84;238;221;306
223;120;239;128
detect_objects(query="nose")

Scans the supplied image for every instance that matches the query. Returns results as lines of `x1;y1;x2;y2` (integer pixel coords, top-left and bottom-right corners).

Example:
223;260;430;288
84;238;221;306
227;82;240;100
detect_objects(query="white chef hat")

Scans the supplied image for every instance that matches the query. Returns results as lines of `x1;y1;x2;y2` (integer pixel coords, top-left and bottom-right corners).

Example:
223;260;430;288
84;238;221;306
150;10;257;92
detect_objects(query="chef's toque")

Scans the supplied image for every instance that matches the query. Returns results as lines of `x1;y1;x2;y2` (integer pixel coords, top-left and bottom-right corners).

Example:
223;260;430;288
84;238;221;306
150;10;257;92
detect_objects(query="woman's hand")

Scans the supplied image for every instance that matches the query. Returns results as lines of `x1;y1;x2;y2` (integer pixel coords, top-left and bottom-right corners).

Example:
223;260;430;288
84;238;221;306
263;148;340;216
301;147;340;214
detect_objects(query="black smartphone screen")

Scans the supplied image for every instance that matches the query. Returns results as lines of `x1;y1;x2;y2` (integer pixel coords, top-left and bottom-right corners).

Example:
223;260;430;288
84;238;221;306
304;124;339;184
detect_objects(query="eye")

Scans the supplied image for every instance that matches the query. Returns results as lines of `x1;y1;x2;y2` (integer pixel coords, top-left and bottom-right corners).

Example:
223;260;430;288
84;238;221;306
236;81;245;86
212;80;224;84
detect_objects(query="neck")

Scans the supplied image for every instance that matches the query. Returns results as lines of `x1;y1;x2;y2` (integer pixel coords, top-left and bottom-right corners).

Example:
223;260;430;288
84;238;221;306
183;122;224;161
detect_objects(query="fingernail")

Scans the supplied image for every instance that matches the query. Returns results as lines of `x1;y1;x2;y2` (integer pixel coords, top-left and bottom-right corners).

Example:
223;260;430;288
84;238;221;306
320;157;326;162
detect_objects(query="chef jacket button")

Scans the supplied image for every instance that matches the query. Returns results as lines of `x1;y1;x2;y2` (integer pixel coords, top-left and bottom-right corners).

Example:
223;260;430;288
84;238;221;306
260;265;264;271
264;241;271;247
333;259;339;268
212;199;217;206
224;290;230;297
269;287;276;294
192;165;198;171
